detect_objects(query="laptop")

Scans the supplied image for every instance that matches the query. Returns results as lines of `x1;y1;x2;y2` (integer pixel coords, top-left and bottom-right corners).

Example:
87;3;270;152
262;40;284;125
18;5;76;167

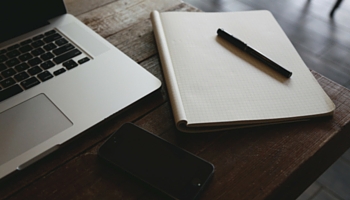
0;0;161;179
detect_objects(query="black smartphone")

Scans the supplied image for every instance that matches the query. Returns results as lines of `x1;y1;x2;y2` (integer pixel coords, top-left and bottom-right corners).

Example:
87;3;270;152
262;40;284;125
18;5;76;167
98;123;214;200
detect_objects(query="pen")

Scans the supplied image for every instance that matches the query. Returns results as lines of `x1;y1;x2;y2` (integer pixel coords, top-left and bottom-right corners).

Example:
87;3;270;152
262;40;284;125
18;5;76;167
217;28;292;78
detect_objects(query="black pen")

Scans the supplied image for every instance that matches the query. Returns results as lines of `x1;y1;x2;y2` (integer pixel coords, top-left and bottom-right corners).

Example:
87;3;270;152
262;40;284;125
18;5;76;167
217;28;292;78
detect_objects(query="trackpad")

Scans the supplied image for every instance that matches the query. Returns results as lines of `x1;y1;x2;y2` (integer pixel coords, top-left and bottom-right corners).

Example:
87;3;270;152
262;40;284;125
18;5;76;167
0;94;72;165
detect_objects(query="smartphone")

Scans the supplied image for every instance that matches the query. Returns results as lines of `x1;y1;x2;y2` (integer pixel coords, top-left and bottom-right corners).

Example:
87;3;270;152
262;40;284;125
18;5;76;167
98;123;214;200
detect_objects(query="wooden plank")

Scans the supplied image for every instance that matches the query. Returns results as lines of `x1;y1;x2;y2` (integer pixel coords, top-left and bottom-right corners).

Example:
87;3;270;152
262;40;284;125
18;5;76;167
105;3;200;48
107;3;200;63
266;73;350;200
76;0;181;38
64;0;115;16
5;154;155;199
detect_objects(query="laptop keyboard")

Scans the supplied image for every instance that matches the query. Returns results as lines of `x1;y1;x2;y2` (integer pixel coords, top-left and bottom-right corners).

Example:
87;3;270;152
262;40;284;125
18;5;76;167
0;29;90;102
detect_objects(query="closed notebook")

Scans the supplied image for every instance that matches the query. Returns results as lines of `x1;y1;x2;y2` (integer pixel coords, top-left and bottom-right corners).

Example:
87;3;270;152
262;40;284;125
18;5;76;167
151;10;335;133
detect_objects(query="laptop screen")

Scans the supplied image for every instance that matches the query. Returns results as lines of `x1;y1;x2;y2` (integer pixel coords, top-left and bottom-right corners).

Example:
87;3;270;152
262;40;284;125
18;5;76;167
0;0;66;43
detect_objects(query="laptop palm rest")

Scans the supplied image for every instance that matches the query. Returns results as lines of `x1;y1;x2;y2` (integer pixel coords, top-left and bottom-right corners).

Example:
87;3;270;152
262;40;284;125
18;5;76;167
0;94;72;166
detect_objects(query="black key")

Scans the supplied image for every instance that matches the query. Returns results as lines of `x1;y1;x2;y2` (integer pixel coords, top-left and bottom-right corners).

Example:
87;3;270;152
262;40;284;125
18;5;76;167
53;68;66;76
43;43;57;51
6;50;21;58
55;38;68;46
31;40;45;48
53;49;81;64
63;60;78;70
43;33;62;43
44;30;56;36
7;44;20;51
41;61;55;69
19;45;33;53
14;72;29;82
37;71;53;82
0;54;8;62
31;48;45;56
53;44;74;55
78;57;90;64
5;58;20;67
0;63;7;71
20;39;32;46
0;77;16;88
40;52;54;61
28;57;42;66
62;60;78;70
0;49;7;55
33;34;44;41
1;68;16;78
28;66;43;75
19;53;33;61
15;63;30;72
21;77;40;89
0;84;23;102
0;76;2;81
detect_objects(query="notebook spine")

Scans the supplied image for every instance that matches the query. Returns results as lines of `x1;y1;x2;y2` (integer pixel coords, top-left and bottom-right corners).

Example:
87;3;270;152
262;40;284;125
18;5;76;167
150;11;187;127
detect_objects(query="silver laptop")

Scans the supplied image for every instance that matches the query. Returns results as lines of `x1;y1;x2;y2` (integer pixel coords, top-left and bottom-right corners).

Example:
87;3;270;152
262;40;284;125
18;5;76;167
0;0;161;179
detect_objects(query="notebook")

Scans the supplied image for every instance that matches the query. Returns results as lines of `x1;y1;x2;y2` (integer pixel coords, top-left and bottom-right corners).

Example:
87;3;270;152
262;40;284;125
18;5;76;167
151;10;334;133
0;0;161;179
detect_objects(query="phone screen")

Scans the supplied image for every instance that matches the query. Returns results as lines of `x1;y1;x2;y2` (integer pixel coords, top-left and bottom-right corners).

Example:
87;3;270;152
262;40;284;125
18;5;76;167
98;123;214;200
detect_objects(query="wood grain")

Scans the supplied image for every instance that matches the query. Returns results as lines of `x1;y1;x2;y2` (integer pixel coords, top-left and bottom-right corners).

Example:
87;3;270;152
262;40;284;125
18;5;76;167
76;0;181;38
1;0;350;200
64;0;116;16
106;3;200;63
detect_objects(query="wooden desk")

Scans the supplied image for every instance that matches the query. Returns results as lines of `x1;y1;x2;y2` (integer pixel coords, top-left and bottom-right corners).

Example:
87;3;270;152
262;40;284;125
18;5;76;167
1;0;350;199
